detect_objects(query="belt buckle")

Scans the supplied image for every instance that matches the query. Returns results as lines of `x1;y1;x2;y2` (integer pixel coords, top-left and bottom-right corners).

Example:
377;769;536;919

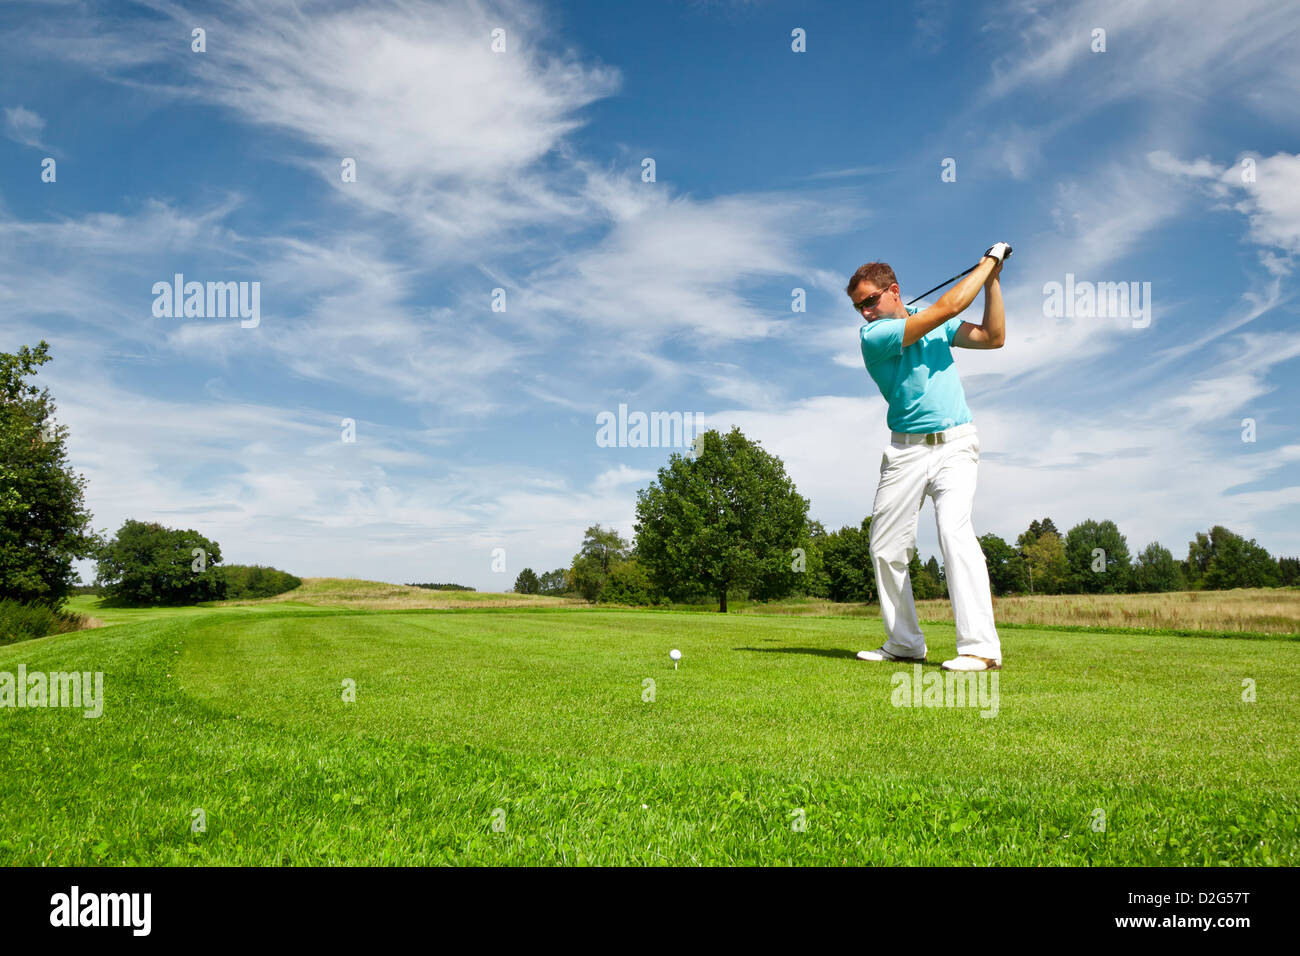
925;432;941;445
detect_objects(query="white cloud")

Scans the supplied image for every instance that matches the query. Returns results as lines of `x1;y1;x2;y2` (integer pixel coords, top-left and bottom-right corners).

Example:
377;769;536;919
1148;149;1300;258
2;105;48;149
994;122;1046;181
987;0;1300;122
0;197;543;418
1146;277;1286;372
1147;331;1300;425
522;168;857;347
10;0;624;262
590;464;657;495
1230;153;1300;256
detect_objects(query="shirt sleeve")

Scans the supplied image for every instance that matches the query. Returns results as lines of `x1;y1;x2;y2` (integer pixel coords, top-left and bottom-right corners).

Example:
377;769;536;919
944;316;965;346
860;318;905;366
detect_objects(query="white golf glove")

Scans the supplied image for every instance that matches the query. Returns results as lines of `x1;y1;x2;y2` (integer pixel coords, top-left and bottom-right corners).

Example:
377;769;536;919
984;241;1013;263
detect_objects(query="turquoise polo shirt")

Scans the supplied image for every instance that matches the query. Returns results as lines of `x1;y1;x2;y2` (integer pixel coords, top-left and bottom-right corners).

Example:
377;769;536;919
860;305;973;433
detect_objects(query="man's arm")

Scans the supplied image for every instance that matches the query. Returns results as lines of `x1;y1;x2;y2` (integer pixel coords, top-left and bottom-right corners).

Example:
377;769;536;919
903;255;1000;348
953;265;1005;349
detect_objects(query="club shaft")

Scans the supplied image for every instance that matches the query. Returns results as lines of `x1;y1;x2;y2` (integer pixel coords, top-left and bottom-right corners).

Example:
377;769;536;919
905;263;980;306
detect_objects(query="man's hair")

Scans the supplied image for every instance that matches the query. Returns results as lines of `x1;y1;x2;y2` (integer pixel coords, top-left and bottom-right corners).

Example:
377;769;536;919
846;262;898;297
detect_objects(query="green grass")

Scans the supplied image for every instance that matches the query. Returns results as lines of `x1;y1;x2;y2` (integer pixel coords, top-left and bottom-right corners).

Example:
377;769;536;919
1;602;1296;865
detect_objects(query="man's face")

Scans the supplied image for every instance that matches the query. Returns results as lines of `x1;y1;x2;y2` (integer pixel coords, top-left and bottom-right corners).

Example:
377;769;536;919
850;280;903;321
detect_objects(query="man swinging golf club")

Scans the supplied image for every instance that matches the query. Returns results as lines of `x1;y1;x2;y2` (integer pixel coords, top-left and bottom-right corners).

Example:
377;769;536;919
847;242;1011;672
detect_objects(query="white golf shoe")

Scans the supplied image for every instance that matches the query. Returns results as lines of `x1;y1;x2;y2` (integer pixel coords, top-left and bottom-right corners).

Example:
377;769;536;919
940;655;1001;671
856;646;926;663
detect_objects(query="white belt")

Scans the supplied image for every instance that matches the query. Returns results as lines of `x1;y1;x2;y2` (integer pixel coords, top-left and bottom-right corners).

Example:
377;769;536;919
890;422;976;445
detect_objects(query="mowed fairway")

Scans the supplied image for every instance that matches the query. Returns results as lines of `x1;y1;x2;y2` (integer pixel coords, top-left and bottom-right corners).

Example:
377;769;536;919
2;598;1297;865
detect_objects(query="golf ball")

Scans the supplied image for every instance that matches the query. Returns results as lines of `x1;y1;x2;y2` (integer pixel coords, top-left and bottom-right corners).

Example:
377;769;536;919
669;649;682;661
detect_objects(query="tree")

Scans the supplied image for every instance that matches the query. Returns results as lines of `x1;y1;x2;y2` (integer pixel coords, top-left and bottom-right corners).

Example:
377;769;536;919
0;341;104;606
978;533;1028;596
793;518;831;598
751;515;822;601
1063;519;1132;594
1025;518;1060;542
1278;556;1300;588
1202;531;1280;590
94;519;225;606
566;555;602;601
597;559;659;605
634;427;810;612
821;518;877;603
537;568;568;595
1182;525;1279;591
566;525;631;602
910;553;941;600
576;525;630;574
1183;529;1217;590
219;564;301;599
513;567;540;594
1022;532;1068;595
924;555;947;599
1130;542;1185;593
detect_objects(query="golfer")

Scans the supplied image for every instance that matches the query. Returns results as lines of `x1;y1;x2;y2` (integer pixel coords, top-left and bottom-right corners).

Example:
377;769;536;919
847;243;1010;672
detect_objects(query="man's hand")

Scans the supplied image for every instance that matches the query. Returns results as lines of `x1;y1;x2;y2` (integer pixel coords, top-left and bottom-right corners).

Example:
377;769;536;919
983;241;1013;264
902;255;1001;347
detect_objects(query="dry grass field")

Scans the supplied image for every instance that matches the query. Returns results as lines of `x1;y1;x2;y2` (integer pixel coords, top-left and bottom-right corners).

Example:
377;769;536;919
209;577;588;611
742;588;1300;636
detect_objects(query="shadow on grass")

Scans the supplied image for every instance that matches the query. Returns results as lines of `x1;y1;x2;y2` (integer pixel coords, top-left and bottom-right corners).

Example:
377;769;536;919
734;645;859;660
735;646;946;667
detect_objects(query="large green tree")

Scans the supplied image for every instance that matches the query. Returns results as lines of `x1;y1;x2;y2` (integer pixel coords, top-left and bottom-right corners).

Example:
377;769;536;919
1063;519;1132;593
0;341;103;606
634;427;810;612
1182;525;1279;590
94;519;225;606
1202;530;1280;590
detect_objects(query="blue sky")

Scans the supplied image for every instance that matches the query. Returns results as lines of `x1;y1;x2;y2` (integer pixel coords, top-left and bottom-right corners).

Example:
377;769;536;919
2;0;1298;590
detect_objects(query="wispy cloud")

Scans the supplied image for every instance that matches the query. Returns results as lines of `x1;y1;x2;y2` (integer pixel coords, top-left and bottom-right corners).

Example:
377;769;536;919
521;168;857;348
1149;149;1300;257
2;105;48;149
987;0;1300;117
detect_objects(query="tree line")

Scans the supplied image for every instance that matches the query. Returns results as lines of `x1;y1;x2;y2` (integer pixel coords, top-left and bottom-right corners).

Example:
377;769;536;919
514;429;1297;609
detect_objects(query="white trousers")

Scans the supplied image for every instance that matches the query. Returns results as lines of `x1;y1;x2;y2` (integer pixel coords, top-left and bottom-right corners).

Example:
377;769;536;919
869;423;1002;662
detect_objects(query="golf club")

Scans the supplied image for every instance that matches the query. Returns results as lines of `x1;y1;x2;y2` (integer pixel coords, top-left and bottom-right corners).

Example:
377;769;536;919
905;244;1013;306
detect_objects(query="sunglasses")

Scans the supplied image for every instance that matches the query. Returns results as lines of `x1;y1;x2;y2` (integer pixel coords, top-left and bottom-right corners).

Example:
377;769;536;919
852;286;892;313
